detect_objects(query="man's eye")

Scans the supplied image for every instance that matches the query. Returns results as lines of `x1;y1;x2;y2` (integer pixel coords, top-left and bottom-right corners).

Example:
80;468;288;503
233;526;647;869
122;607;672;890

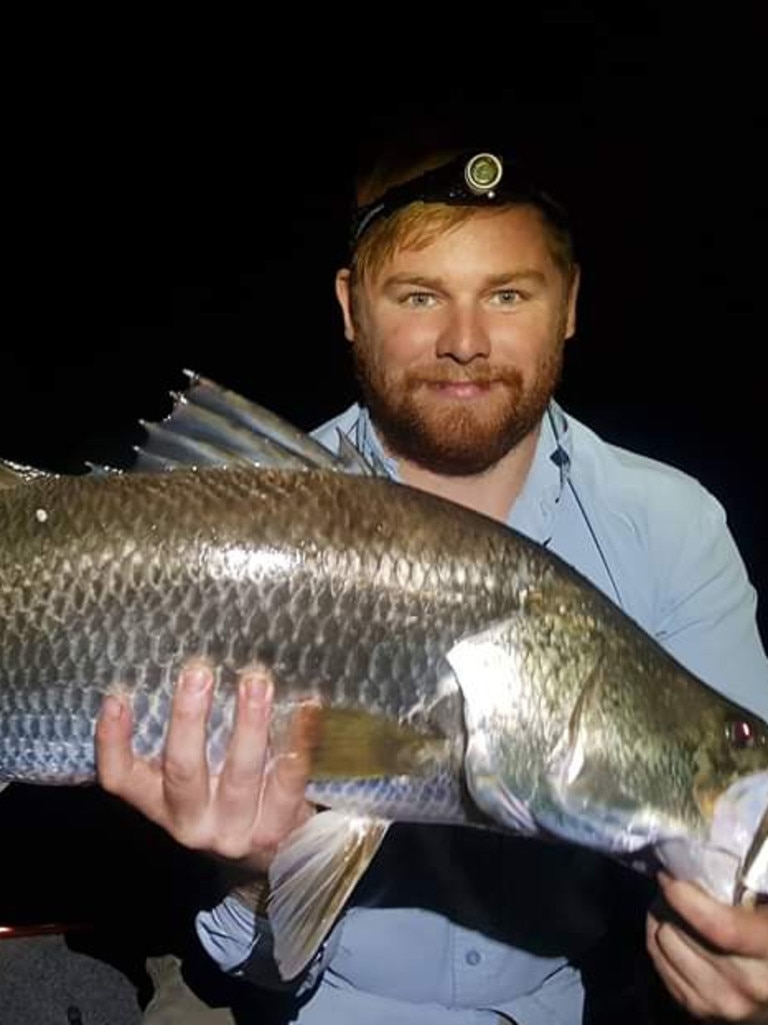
402;292;436;308
493;289;522;305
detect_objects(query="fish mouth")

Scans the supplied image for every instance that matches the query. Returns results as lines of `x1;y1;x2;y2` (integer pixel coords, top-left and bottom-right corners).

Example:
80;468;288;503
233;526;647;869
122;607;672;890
735;799;768;904
658;770;768;904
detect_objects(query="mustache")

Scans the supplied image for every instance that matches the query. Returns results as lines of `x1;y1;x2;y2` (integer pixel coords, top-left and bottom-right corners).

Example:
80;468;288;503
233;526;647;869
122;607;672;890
407;365;522;387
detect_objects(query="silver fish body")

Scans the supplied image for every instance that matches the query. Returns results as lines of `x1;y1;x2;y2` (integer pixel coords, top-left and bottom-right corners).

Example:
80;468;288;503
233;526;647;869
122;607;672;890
1;376;766;979
0;463;532;820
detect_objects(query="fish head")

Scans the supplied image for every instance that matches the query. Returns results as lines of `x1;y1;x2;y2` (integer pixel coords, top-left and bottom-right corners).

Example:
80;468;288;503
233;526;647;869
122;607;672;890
657;705;768;903
446;609;768;904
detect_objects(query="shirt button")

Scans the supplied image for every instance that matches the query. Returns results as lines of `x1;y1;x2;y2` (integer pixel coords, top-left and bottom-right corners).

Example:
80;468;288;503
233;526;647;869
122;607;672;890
465;949;481;966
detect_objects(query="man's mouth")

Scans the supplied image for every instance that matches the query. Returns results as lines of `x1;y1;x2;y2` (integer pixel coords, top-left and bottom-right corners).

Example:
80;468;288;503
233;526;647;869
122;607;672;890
417;379;502;400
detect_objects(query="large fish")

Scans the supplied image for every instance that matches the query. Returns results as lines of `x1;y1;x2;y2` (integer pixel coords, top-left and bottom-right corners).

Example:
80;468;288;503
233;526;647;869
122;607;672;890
0;373;766;978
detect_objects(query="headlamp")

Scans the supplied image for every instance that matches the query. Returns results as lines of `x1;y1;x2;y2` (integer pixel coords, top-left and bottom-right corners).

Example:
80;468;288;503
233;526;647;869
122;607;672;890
464;152;504;195
349;151;569;251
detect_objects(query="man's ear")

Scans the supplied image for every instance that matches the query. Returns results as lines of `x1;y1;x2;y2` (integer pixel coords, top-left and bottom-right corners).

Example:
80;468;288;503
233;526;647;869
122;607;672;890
335;268;355;342
565;265;581;340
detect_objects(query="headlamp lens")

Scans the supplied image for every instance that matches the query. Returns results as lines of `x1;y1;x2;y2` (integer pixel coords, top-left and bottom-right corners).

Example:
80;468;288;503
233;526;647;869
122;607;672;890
464;153;503;195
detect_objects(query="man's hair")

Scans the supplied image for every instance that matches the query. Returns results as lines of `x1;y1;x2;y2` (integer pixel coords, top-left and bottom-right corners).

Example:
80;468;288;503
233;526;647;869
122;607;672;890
349;147;577;286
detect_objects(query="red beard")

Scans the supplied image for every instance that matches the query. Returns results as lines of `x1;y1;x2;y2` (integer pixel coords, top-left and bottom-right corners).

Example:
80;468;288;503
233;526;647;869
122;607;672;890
352;342;564;476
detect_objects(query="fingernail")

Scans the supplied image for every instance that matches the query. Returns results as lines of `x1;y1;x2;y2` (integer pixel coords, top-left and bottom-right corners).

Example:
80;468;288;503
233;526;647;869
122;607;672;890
242;673;272;708
278;751;305;778
102;695;124;721
181;666;211;694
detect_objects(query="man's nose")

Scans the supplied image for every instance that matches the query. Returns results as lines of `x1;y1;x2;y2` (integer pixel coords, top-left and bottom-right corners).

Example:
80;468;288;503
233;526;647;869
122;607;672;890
435;306;491;362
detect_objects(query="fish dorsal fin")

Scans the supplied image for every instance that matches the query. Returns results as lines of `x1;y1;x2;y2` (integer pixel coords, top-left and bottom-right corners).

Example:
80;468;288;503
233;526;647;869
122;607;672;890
137;418;259;469
334;429;385;477
132;370;380;475
268;810;390;980
0;459;56;490
1;457;120;485
84;462;124;477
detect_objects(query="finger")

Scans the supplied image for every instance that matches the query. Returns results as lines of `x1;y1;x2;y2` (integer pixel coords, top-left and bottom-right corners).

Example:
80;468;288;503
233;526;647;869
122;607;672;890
273;700;319;796
659;873;768;959
216;669;273;819
647;914;710;1018
162;661;216;821
95;693;165;820
95;694;135;792
259;702;318;837
649;914;756;1020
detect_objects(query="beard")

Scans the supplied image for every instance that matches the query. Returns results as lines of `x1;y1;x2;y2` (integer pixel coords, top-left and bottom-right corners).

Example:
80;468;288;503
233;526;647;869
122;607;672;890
351;337;564;477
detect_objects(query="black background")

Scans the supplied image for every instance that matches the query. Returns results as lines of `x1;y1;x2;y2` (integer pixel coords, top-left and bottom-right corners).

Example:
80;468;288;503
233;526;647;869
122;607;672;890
5;6;765;635
1;2;766;966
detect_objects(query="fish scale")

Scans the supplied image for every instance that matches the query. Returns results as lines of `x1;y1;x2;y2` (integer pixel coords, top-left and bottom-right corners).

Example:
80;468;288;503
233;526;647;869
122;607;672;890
0;464;522;797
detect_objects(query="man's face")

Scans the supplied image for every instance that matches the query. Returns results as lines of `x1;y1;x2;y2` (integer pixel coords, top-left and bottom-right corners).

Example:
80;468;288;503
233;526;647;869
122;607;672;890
336;205;579;476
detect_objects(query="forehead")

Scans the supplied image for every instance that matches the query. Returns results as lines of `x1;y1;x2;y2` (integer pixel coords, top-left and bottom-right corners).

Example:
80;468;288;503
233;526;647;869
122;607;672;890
373;206;561;283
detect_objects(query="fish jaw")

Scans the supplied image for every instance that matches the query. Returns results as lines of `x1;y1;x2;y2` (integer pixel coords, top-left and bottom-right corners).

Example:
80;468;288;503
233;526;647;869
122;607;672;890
739;802;768;903
657;770;768;904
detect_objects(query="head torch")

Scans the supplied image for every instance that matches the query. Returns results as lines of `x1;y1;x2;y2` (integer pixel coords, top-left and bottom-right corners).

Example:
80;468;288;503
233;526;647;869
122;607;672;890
349;151;570;251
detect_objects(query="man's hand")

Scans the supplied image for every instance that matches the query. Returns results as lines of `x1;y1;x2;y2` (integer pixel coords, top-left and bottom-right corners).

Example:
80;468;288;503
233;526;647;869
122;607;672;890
647;873;768;1021
95;662;315;873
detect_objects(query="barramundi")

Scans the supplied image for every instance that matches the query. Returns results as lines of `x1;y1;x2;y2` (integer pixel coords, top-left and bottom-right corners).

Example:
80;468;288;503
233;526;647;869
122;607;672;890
0;373;766;978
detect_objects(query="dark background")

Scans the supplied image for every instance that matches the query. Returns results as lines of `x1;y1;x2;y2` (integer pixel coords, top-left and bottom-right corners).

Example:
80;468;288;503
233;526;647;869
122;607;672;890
5;7;765;635
0;5;765;1006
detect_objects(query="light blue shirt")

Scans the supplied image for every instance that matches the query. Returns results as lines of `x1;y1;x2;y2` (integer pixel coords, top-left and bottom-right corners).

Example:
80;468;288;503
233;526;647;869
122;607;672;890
197;401;768;1024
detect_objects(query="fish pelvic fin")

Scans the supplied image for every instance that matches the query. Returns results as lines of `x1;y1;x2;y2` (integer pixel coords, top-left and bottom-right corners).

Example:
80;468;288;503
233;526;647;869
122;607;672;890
268;809;389;980
0;459;57;489
131;371;381;476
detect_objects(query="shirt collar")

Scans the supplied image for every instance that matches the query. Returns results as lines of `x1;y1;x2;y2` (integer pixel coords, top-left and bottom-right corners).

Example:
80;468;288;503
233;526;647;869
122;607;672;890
510;401;571;543
354;401;572;544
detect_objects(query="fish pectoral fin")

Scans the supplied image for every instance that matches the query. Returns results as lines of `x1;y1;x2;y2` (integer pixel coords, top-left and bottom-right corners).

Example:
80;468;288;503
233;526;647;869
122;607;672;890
268;809;389;980
310;707;448;779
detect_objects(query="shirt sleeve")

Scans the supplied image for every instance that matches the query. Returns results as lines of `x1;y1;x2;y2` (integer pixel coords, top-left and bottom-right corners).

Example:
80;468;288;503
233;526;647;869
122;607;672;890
195;894;340;994
652;485;768;719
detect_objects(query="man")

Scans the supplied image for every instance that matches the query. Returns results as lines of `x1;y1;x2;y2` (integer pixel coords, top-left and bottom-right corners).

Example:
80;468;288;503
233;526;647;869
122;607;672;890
97;147;768;1022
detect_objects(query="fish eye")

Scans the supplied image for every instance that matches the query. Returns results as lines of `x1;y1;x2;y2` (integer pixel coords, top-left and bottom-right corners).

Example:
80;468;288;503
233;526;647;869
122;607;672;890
726;718;761;749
